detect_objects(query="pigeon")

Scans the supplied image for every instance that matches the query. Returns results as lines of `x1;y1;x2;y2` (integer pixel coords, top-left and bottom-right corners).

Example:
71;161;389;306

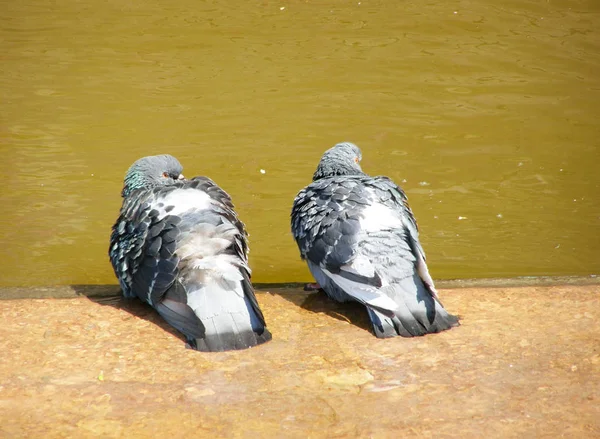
109;154;271;351
291;142;459;338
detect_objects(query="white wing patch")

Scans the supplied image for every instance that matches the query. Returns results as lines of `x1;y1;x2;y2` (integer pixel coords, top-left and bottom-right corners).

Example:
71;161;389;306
340;254;376;279
359;202;403;233
322;268;399;315
156;188;211;219
192;255;245;285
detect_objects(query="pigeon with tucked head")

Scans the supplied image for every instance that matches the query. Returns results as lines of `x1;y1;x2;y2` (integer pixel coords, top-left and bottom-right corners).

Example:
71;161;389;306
120;154;185;197
110;154;271;351
291;142;459;338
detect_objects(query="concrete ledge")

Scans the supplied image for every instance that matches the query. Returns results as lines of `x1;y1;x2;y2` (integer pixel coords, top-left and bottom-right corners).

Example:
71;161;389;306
1;275;598;300
0;284;598;437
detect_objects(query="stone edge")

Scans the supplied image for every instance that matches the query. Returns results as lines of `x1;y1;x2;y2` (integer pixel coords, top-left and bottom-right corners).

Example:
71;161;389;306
0;275;598;300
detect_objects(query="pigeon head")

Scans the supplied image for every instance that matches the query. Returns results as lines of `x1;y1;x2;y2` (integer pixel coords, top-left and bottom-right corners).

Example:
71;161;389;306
312;142;364;181
121;154;184;197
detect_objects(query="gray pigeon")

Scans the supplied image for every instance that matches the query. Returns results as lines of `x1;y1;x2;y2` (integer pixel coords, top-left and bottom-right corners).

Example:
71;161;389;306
109;154;271;351
291;142;459;338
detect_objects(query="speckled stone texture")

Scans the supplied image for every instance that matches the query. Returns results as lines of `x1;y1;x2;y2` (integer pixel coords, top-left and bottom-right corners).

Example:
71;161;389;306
0;285;598;438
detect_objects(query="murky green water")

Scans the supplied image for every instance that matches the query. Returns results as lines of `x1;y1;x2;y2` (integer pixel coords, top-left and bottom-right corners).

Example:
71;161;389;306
1;0;599;287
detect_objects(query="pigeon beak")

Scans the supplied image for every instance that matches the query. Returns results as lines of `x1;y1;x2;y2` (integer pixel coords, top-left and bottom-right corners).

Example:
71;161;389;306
178;174;185;180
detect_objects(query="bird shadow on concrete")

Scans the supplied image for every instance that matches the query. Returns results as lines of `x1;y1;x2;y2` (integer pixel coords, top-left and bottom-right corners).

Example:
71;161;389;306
70;284;187;345
68;283;374;340
266;286;374;336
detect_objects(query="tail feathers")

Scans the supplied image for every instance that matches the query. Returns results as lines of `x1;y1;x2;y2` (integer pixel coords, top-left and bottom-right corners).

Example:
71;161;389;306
366;274;459;338
189;304;272;352
183;279;271;352
152;275;270;352
367;308;413;338
155;298;206;340
432;301;460;331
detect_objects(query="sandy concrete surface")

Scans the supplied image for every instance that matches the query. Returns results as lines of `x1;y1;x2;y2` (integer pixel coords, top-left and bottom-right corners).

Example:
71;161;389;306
0;284;598;438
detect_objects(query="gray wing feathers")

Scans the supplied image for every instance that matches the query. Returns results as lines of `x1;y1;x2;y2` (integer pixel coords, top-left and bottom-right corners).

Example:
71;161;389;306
307;260;395;316
320;267;398;318
110;191;181;302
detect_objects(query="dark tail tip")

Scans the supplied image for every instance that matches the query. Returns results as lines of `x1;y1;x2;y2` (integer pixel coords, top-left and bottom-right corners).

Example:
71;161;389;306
368;304;459;339
431;303;460;333
188;327;272;352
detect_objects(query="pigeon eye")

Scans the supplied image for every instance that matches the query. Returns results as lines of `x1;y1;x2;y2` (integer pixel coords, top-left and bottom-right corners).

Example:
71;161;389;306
162;171;169;178
354;157;359;164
